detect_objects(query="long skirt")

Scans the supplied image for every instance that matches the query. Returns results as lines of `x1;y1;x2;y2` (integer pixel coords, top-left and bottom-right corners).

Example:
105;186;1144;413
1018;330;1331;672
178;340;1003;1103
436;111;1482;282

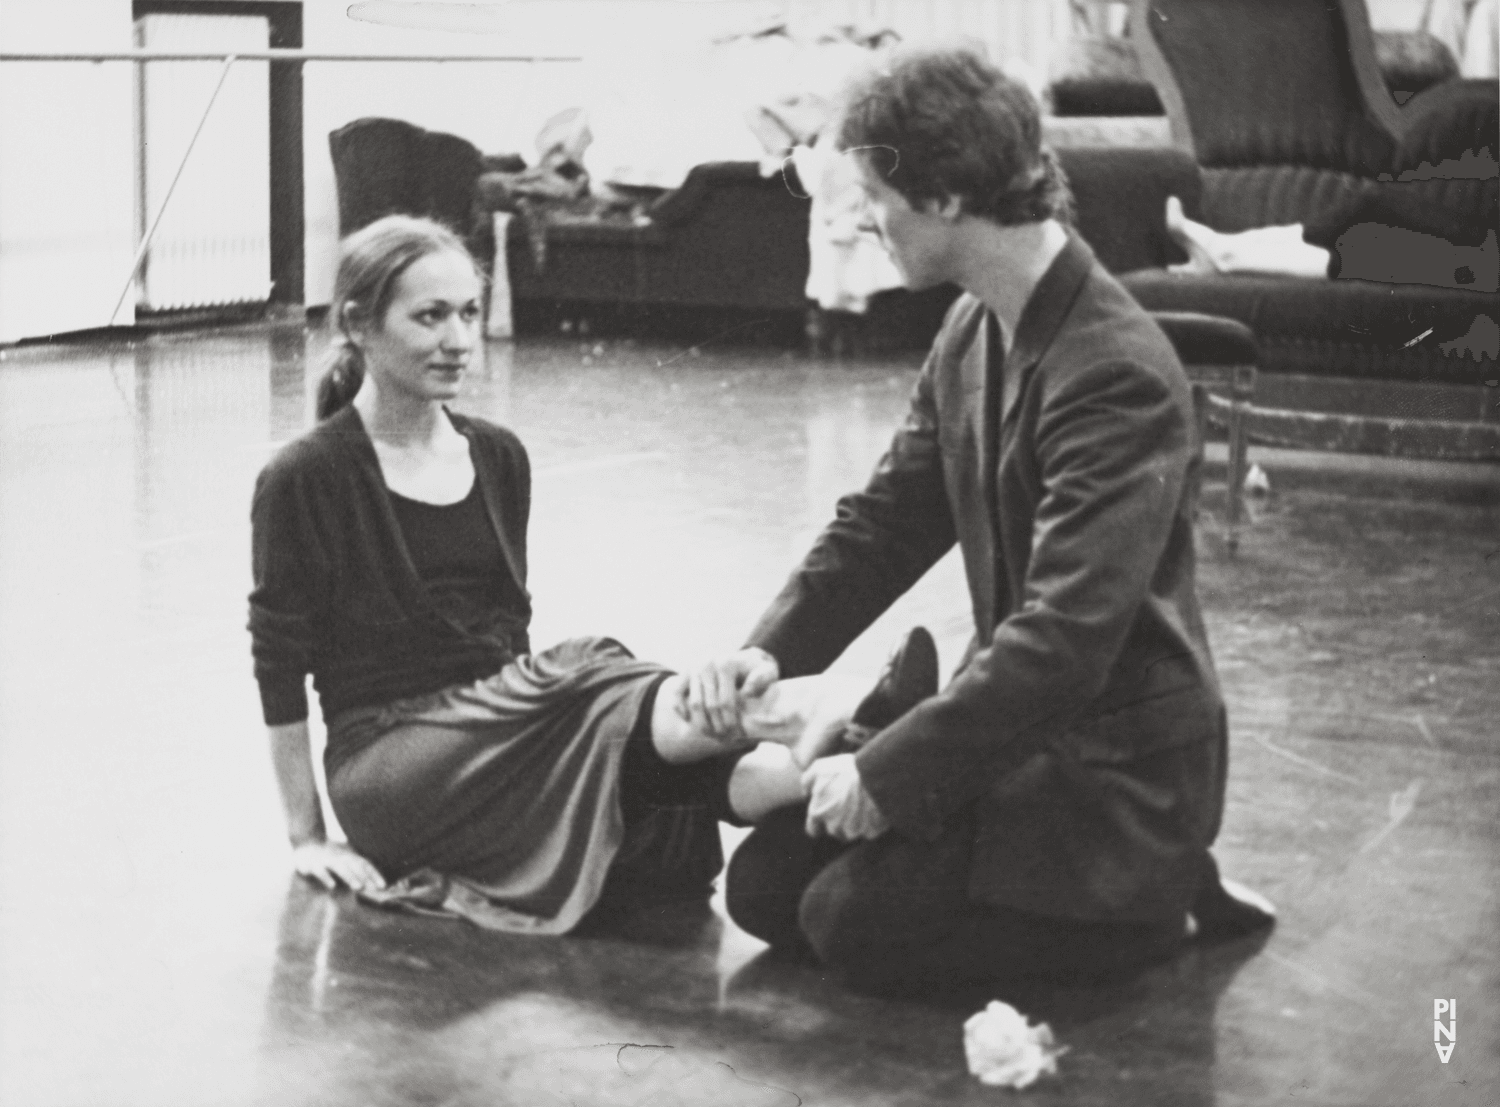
325;636;687;935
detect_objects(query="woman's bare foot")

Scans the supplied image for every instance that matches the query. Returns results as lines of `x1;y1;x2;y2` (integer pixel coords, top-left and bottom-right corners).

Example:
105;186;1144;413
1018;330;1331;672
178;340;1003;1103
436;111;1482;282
737;629;941;769
740;675;868;769
1166;195;1223;275
1165;196;1332;278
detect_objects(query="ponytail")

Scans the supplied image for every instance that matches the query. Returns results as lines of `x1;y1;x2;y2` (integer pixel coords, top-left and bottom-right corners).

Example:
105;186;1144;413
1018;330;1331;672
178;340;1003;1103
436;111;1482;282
315;336;365;421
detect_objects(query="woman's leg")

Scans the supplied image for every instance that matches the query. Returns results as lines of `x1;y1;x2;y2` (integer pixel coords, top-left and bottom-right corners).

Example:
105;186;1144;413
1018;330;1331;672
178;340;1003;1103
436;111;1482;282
646;673;869;822
647;673;867;765
1166;196;1332;278
724;743;807;823
598;681;817;911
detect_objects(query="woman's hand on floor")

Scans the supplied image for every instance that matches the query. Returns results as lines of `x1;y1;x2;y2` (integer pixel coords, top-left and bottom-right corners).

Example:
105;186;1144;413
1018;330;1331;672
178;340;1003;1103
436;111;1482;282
292;839;387;893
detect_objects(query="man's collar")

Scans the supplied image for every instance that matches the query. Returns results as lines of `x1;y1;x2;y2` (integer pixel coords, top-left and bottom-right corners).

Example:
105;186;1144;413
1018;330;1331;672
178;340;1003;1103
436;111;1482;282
998;230;1095;425
1007;230;1093;374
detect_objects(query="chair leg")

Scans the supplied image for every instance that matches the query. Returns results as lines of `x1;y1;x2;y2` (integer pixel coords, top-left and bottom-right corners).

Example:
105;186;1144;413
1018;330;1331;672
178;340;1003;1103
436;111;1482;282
1190;381;1210;522
1223;363;1256;555
1226;394;1246;526
485;212;515;339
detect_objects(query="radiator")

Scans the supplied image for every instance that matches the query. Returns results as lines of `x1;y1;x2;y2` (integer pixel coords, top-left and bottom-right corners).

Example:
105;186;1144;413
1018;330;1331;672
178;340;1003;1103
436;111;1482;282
136;13;272;312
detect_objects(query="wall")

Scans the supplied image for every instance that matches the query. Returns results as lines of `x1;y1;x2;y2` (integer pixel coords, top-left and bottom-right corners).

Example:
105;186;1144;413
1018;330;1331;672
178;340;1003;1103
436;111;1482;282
302;0;795;304
301;0;1070;305
0;1;136;342
1364;0;1429;29
0;0;1071;336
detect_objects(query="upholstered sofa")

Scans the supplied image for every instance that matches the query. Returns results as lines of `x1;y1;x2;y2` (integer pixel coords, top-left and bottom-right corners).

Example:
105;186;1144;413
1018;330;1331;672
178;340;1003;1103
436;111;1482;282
495;161;812;315
330;117;813;326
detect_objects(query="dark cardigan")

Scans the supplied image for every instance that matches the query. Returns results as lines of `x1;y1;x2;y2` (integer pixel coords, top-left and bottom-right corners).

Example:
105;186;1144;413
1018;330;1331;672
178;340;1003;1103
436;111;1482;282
248;405;532;726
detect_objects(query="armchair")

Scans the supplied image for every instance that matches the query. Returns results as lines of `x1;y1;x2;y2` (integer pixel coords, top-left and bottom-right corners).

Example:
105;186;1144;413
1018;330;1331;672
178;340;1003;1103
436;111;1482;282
1104;0;1498;388
329;117;525;259
331;118;483;239
1132;0;1495;230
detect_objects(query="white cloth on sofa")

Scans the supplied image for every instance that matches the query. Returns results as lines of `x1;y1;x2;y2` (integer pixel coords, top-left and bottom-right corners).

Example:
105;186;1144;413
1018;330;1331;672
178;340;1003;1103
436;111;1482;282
793;143;904;313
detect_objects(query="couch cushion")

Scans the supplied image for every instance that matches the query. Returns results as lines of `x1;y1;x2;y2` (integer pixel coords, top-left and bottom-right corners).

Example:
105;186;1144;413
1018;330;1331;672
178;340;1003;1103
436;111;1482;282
1059;146;1201;273
1050;78;1164;118
1151;311;1258;366
1121;269;1499;383
1393;78;1500;173
1303;178;1498;249
1374;30;1459;95
1048;36;1163;117
1200;166;1371;231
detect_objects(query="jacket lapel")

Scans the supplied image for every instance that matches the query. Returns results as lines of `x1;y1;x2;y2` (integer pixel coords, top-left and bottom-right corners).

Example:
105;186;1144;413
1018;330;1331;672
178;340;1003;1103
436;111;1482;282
998;231;1095;434
975;232;1094;633
979;310;1007;638
962;303;993;460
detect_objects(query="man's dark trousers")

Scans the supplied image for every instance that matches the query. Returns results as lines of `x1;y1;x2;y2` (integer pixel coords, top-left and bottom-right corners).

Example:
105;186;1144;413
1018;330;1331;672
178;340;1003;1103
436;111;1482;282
727;805;1185;997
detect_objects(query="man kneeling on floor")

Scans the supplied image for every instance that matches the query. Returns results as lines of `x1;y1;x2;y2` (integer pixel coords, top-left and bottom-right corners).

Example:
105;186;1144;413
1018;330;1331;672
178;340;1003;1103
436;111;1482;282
680;47;1275;997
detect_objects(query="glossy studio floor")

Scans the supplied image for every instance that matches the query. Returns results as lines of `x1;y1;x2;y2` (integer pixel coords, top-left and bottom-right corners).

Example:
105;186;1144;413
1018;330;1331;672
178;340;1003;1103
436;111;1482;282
0;321;1495;1107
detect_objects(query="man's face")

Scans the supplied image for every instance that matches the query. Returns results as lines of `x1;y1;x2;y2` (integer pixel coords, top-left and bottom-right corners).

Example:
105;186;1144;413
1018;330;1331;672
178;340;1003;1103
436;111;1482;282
853;155;957;291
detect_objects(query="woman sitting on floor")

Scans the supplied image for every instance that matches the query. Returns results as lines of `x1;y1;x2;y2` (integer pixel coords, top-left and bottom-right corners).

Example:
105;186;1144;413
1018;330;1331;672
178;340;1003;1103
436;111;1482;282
248;215;914;933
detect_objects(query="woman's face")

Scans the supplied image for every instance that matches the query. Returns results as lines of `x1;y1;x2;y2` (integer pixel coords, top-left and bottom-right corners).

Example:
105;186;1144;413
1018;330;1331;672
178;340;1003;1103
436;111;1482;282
355;250;481;404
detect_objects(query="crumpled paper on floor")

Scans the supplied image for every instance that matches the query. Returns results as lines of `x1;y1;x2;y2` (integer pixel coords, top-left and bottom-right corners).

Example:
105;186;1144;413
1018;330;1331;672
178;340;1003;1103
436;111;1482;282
963;1001;1066;1089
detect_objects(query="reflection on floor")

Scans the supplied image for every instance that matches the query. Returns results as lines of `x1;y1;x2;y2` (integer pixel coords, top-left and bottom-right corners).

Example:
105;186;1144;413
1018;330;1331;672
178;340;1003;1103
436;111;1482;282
0;323;1495;1106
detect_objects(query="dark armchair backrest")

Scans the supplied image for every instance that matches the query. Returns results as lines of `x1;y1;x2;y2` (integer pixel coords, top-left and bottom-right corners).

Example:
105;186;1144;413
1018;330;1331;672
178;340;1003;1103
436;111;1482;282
1057;146;1202;272
415;130;485;234
329;117;484;239
1131;0;1401;176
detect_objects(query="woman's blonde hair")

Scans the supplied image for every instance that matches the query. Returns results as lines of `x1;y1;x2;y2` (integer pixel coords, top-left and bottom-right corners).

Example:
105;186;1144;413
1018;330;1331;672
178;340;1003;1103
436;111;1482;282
315;215;482;420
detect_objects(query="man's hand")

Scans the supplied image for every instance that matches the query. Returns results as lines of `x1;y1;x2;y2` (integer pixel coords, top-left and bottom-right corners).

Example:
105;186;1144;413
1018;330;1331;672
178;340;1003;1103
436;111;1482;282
292;839;387;893
802;753;890;841
677;647;780;739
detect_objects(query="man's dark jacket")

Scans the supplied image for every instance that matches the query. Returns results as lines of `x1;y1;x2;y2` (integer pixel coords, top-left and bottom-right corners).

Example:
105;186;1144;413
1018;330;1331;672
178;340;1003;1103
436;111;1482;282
747;233;1226;923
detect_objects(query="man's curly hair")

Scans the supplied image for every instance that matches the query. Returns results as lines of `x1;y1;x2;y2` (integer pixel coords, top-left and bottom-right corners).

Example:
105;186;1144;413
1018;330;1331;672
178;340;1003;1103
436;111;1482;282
835;48;1073;226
